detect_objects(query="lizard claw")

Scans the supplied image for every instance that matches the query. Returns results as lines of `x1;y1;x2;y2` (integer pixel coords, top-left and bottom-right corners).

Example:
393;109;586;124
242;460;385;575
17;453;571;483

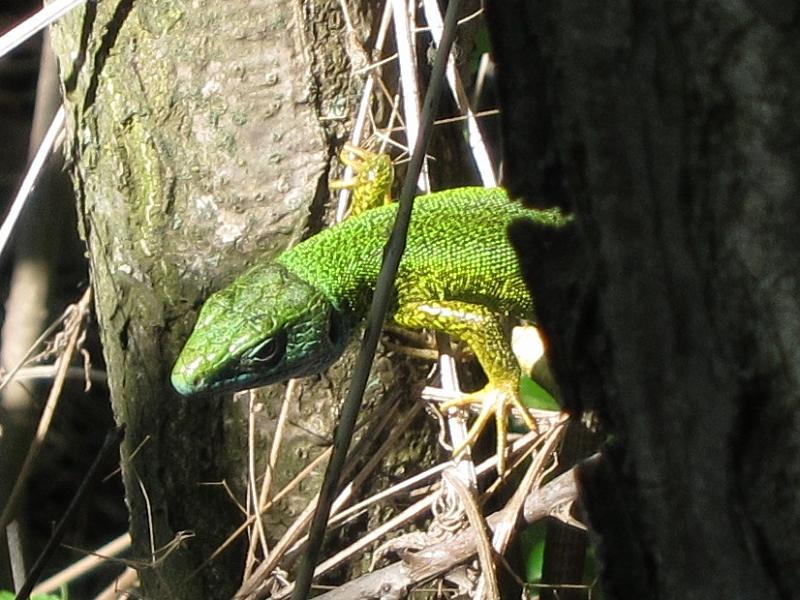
441;381;538;474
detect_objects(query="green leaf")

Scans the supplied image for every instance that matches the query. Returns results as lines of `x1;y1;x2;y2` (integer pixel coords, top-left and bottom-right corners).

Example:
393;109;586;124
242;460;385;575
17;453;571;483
517;520;548;582
520;375;560;411
0;590;64;600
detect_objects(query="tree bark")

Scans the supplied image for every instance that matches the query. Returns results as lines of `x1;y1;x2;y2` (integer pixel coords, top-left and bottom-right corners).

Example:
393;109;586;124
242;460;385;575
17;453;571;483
49;1;405;597
486;2;800;599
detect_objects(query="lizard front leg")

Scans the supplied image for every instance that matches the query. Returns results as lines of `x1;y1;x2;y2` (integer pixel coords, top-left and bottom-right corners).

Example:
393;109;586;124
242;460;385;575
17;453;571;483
329;144;394;216
393;300;537;473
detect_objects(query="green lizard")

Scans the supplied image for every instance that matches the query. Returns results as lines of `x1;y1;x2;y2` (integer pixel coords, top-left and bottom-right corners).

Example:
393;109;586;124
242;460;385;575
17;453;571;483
171;147;564;470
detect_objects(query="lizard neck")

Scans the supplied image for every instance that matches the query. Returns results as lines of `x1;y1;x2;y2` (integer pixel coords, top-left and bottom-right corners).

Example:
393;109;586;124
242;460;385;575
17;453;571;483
276;204;396;317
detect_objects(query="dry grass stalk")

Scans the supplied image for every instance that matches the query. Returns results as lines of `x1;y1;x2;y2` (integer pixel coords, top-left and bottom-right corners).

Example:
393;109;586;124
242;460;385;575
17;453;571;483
0;287;92;535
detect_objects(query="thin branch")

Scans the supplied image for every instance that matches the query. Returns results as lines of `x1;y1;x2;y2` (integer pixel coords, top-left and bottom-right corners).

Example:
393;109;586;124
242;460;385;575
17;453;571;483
15;426;125;600
244;393;270;576
271;431;545;600
435;334;475;485
393;0;477;490
319;402;427;530
353;52;398;75
192;448;332;579
92;566;138;600
311;454;597;600
32;533;131;595
0;107;65;263
421;0;496;186
243;379;297;580
0;303;74;394
136;471;156;564
283;401;424;558
391;0;429;189
9;365;107;383
443;471;500;600
335;0;394;221
0;287;92;535
6;520;25;592
0;0;86;59
474;417;567;598
238;398;417;599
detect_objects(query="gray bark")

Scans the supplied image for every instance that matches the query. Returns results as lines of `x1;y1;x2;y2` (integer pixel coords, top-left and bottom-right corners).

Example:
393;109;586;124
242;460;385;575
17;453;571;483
486;2;800;599
48;1;417;597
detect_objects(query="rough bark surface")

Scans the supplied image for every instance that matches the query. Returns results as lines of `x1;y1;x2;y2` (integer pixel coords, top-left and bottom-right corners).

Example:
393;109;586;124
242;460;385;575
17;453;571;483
486;2;800;599
48;1;415;597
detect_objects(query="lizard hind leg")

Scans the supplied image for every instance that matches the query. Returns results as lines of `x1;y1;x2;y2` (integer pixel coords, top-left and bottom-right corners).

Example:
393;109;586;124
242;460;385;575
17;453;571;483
393;300;537;473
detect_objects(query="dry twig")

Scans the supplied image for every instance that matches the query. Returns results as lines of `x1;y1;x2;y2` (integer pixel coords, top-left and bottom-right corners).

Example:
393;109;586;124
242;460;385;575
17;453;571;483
31;533;131;595
311;454;596;600
0;288;93;534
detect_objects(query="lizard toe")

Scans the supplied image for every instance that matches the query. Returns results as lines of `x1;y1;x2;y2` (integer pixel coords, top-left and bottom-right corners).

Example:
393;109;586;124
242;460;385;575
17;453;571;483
442;381;538;474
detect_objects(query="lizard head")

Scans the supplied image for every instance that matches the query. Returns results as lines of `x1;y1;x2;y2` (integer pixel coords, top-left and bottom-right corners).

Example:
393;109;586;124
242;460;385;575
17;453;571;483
171;262;350;396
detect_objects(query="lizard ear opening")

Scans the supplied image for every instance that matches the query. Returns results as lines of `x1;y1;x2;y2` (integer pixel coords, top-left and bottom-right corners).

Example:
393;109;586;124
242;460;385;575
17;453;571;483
327;311;345;348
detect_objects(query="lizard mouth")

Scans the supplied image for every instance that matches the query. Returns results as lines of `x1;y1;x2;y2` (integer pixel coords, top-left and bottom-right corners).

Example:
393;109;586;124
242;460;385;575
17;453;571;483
170;369;252;397
170;360;285;397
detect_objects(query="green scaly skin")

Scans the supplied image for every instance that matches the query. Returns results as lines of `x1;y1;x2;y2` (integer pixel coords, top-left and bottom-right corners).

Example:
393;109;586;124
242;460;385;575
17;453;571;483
172;159;565;469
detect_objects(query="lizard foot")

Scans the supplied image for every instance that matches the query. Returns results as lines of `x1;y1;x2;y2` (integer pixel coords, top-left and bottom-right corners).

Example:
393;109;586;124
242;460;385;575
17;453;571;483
441;380;538;474
329;144;394;216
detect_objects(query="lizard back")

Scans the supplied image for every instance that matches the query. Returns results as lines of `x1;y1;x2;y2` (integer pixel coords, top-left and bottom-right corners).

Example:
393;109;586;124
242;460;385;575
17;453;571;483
278;187;559;320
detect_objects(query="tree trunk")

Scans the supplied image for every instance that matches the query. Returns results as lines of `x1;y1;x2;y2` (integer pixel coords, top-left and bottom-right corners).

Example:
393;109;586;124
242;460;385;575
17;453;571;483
486;2;800;599
49;1;399;597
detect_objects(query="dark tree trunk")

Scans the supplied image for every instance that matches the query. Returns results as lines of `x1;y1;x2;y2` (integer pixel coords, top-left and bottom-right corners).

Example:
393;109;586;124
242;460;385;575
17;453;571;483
486;2;800;599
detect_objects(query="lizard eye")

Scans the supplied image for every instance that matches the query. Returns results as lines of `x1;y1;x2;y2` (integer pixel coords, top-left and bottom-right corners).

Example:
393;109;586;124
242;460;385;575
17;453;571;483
248;332;286;366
